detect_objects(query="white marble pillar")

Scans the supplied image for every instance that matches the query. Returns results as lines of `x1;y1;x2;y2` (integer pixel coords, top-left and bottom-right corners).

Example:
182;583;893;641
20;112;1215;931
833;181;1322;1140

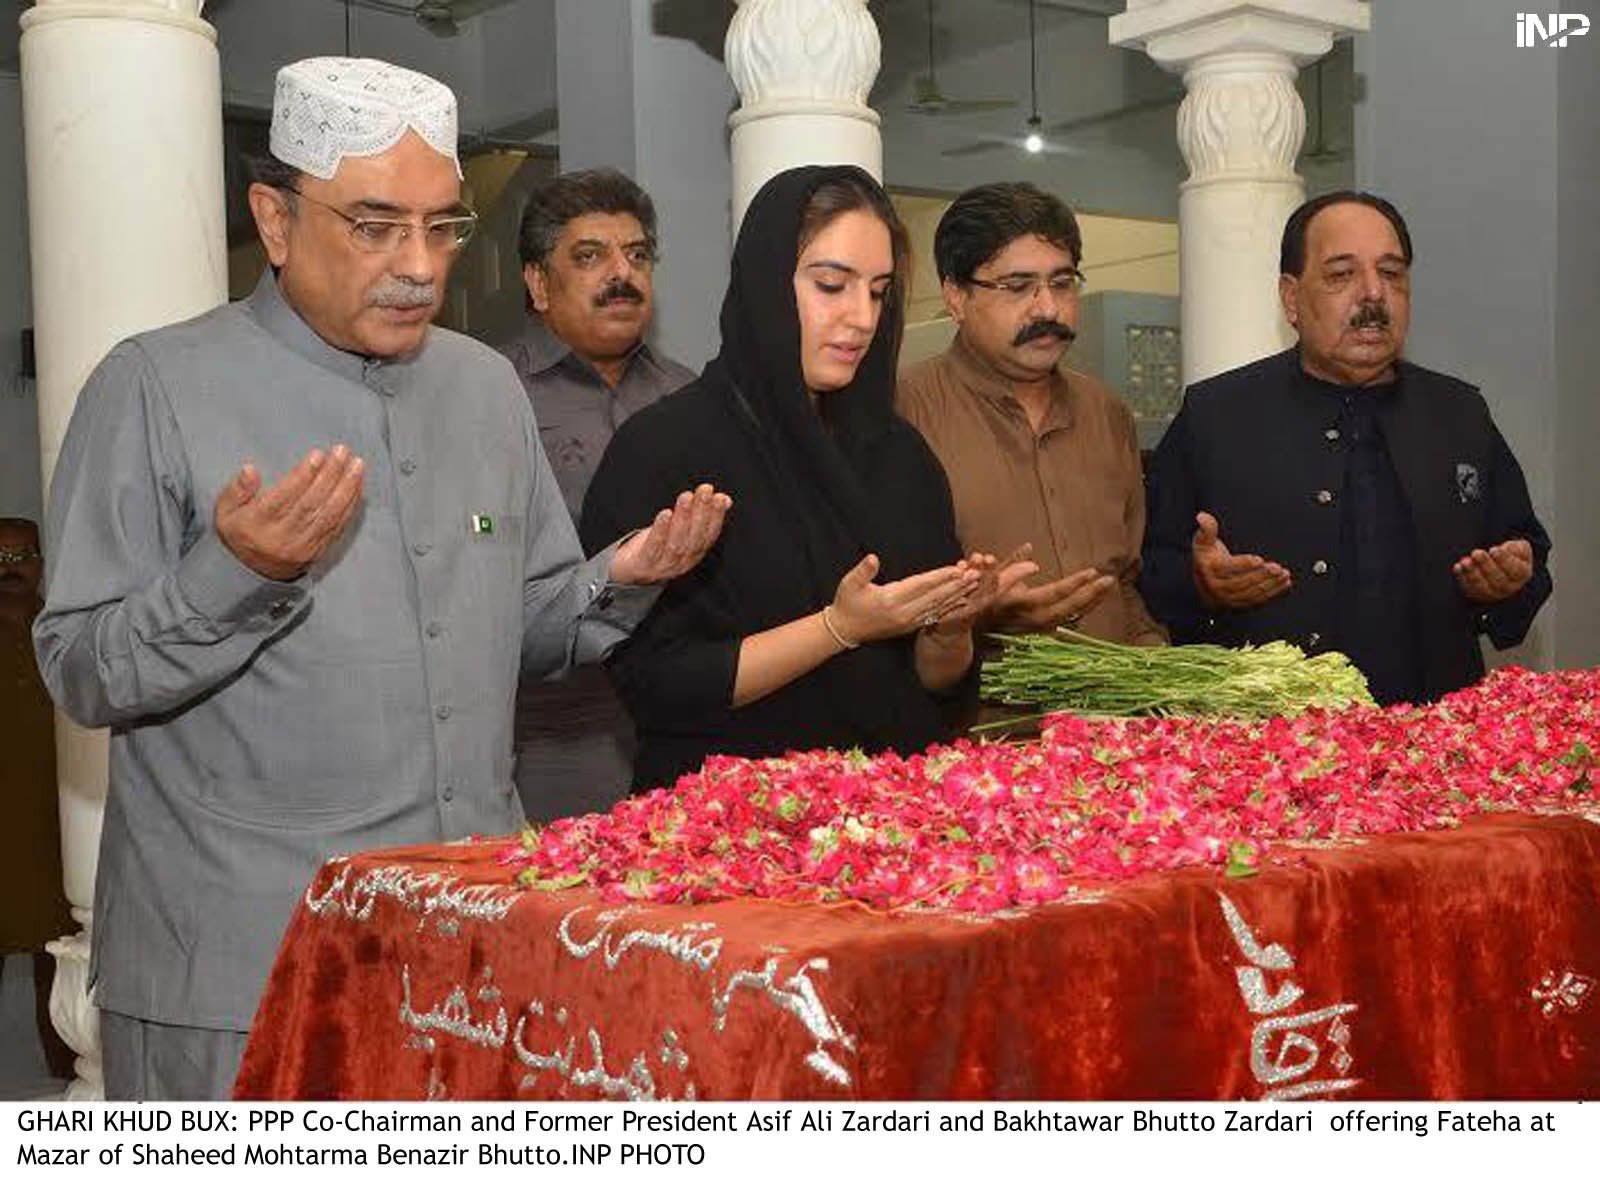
725;0;883;232
1111;0;1369;384
20;0;227;1099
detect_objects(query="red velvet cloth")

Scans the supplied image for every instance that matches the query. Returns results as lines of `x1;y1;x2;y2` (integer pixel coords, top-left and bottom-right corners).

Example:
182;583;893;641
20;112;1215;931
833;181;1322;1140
234;811;1600;1099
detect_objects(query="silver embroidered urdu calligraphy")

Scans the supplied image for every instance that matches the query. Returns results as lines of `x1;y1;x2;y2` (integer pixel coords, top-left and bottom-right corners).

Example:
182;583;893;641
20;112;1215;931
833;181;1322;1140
306;863;520;927
1217;891;1362;1100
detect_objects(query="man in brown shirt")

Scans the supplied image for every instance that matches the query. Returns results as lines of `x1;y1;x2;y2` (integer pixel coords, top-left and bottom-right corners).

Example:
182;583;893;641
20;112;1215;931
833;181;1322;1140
898;182;1163;645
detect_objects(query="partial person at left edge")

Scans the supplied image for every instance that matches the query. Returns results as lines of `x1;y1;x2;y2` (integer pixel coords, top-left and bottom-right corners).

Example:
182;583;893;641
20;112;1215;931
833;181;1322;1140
500;169;695;823
32;56;729;1102
0;518;74;1084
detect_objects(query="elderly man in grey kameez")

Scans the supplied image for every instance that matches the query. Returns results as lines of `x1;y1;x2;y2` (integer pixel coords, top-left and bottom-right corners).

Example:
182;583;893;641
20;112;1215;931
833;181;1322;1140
33;57;730;1101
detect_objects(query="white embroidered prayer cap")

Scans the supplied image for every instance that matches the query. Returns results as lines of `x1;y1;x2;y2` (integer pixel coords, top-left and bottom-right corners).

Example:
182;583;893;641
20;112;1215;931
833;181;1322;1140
270;57;462;180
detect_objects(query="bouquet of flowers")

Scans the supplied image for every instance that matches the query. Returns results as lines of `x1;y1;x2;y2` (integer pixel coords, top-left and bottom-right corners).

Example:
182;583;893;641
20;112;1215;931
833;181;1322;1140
981;629;1376;720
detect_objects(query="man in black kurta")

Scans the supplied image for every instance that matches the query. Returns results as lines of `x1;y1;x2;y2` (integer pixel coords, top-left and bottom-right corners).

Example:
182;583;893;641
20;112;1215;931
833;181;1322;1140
1141;193;1551;705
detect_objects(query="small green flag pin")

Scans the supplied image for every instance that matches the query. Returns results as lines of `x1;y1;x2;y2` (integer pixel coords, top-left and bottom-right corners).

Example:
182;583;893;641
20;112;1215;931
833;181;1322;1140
470;513;494;535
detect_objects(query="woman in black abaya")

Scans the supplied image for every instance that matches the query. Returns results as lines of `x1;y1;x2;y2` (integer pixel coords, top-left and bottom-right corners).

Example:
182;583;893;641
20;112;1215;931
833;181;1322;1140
581;165;1032;791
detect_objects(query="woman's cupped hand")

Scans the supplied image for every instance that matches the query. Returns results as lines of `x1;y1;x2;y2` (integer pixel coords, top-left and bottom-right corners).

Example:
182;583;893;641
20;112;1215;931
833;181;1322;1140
828;548;1039;645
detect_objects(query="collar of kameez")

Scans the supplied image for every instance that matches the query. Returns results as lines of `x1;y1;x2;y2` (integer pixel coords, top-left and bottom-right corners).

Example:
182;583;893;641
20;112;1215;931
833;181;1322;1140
1291;345;1403;402
517;315;653;386
948;329;1077;433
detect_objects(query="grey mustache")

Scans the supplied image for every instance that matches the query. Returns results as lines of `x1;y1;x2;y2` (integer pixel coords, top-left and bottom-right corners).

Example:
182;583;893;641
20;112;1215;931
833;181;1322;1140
368;281;438;309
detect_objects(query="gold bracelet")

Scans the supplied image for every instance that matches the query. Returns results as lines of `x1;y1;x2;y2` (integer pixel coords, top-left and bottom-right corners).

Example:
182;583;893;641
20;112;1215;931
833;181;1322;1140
821;606;859;650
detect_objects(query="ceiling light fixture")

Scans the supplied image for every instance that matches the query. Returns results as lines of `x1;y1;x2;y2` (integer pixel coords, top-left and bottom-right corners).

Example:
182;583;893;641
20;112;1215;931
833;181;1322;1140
1022;0;1043;155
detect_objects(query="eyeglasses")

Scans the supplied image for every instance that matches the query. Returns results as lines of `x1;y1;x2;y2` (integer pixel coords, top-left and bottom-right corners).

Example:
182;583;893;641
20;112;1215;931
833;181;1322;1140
967;269;1087;301
284;187;478;254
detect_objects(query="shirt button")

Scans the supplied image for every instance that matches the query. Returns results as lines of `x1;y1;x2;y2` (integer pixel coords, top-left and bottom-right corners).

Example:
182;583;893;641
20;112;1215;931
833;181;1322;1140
1312;559;1330;576
1325;428;1341;442
440;783;454;803
268;599;294;620
425;621;442;638
435;704;452;721
399;458;417;476
412;541;432;557
1316;489;1334;505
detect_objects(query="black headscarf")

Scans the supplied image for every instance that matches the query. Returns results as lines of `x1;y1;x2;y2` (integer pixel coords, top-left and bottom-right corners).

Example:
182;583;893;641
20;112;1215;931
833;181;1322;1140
701;164;910;602
579;165;971;786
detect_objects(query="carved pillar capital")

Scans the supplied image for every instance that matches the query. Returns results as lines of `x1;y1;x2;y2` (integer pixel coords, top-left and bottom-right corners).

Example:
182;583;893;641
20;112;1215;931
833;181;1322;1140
1112;0;1368;185
1175;55;1304;184
723;0;885;231
1110;2;1370;382
726;0;881;123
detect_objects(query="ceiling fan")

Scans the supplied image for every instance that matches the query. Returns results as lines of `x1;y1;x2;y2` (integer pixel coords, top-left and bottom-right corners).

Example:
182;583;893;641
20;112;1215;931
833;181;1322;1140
942;0;1184;158
906;0;1019;116
458;106;560;155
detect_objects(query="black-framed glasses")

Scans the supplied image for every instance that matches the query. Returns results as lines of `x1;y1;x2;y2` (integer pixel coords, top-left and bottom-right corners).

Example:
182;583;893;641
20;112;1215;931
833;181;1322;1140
284;187;478;254
967;269;1087;301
